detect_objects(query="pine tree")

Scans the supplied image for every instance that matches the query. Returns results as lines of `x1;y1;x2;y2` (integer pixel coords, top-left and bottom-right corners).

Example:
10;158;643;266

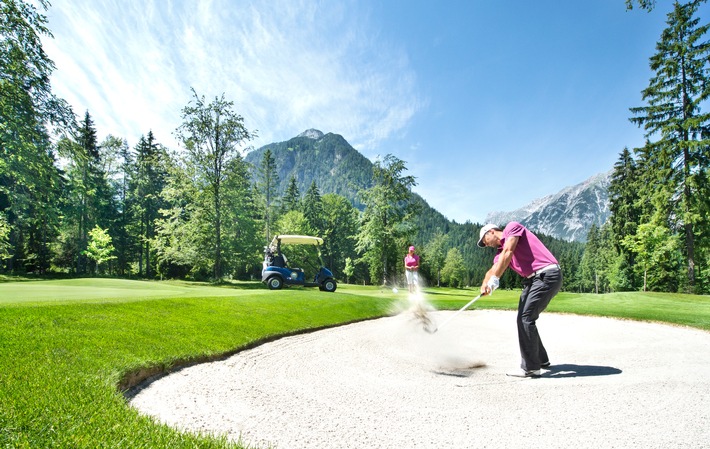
303;181;325;236
281;176;301;214
321;193;359;277
629;0;710;291
0;0;73;273
131;132;168;277
255;149;279;244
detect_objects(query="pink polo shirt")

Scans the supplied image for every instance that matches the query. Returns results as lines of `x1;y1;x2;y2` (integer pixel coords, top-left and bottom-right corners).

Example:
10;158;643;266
404;254;419;269
492;222;558;278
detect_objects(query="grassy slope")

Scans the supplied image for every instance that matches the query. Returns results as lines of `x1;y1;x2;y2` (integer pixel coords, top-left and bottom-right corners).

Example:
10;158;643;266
0;279;708;448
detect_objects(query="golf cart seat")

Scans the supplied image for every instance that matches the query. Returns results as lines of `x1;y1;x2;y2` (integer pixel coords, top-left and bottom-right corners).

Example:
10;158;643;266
272;254;286;268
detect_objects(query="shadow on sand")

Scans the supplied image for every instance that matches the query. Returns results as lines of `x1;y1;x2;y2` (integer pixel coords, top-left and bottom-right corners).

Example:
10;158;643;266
545;364;622;378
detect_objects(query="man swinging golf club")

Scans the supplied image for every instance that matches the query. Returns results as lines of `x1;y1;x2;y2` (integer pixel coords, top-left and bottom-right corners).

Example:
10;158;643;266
478;222;562;378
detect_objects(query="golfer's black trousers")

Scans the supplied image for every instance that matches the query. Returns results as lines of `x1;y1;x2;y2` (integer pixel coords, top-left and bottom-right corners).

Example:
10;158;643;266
517;268;563;371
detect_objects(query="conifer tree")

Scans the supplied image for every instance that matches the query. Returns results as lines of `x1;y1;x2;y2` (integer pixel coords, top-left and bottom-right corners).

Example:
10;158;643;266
281;176;301;214
303;181;325;236
255;149;279;243
629;0;710;291
1;0;73;272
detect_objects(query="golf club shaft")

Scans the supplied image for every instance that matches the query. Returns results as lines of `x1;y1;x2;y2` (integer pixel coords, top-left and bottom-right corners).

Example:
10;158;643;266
433;294;483;333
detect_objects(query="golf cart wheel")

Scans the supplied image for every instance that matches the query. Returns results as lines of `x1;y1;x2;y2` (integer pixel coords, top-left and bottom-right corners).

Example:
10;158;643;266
321;279;337;292
267;276;283;290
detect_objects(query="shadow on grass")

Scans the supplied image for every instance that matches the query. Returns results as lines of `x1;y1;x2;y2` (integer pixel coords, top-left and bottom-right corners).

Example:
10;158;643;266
545;364;622;378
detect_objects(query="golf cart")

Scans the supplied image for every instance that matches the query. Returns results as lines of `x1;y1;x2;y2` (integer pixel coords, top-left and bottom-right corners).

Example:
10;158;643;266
261;234;337;292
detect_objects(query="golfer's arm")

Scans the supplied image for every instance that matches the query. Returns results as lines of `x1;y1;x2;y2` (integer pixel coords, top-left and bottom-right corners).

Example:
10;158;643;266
489;236;519;278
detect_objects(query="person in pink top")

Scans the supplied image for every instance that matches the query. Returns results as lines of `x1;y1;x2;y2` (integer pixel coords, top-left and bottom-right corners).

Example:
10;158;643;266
478;222;562;378
404;246;420;293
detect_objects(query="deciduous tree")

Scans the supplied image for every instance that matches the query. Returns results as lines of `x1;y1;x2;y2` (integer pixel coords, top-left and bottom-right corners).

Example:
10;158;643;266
175;89;256;279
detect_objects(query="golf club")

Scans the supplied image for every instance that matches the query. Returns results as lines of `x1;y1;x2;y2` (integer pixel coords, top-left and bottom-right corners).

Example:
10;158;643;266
426;293;484;334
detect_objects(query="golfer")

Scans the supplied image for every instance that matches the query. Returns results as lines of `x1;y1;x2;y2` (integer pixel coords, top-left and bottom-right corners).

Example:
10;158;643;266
478;222;562;378
404;246;420;293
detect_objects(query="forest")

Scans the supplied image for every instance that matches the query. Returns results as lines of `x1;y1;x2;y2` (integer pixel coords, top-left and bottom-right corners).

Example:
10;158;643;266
1;0;708;293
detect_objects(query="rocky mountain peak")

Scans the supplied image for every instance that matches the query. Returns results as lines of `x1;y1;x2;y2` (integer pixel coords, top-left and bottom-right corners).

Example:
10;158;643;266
297;129;324;140
485;171;612;242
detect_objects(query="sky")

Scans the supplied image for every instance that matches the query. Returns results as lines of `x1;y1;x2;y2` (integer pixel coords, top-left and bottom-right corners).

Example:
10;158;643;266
40;0;709;224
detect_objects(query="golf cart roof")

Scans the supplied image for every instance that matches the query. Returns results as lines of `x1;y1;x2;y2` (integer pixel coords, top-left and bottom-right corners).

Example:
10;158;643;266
270;235;324;248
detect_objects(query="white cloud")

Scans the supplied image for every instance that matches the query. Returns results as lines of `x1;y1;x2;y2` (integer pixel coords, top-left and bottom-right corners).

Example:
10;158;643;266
43;0;422;154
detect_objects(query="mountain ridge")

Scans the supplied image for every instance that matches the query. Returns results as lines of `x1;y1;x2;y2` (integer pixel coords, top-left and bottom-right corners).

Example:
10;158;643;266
246;129;609;242
485;171;611;242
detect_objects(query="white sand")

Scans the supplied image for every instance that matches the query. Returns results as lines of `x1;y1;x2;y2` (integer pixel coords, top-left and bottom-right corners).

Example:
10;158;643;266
129;310;710;449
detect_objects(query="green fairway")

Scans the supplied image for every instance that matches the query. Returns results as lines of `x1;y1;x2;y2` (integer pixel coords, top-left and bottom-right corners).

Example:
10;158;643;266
0;279;708;448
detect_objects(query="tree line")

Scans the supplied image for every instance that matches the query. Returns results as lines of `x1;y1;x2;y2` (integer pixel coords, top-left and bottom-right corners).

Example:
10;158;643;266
1;0;708;293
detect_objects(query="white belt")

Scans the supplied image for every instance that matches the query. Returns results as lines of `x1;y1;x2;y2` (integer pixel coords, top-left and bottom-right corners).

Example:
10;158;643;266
526;264;560;279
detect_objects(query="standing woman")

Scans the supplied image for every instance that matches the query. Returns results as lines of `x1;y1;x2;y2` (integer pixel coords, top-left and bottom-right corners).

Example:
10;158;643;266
404;245;420;293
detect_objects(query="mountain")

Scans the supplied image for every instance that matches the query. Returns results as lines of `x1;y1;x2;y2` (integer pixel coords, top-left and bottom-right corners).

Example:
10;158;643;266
484;171;612;242
246;129;609;243
244;129;374;209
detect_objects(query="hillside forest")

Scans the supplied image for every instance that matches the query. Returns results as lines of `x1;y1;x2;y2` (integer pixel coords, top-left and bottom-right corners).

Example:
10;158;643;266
1;0;709;293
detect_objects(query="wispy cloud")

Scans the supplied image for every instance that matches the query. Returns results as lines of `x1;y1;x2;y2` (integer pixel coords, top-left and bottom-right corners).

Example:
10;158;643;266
43;0;422;155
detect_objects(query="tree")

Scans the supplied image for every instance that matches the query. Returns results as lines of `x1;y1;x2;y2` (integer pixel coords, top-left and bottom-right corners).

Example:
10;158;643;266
1;0;74;273
57;112;112;275
622;222;682;291
625;0;657;10
356;154;416;285
441;247;466;288
321;193;359;278
83;225;116;274
175;89;256;280
0;212;10;260
220;154;261;279
131;132;169;277
103;135;135;275
424;230;448;287
255;149;279;244
280;175;301;214
629;0;710;291
151;159;207;279
303;181;325;236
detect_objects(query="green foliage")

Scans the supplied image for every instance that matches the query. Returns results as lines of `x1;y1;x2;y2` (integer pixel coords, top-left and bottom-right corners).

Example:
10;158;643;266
423;230;448;287
274;210;313;236
280;175;301;213
356;155;417;285
254;148;279;244
441;247;466;288
175;89;257;280
629;0;710;290
245;132;375;210
625;0;656;11
622;222;683;291
0;0;74;274
321;193;359;278
0;212;10;260
82;225;117;273
303;181;325;235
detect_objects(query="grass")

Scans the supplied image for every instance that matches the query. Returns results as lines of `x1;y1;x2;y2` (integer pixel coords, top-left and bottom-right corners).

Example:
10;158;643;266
0;278;708;448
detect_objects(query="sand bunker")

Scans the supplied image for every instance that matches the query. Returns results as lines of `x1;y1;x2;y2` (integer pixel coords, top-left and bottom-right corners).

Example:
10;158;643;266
129;310;710;449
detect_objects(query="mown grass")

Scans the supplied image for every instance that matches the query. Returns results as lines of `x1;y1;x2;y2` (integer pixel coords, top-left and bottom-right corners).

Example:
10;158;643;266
0;279;708;448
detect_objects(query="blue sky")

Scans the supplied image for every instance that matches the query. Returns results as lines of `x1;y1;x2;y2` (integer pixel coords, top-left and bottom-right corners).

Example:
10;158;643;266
41;0;708;224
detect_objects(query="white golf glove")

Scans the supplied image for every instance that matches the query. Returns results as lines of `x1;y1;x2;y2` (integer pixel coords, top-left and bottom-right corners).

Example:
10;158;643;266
486;275;500;294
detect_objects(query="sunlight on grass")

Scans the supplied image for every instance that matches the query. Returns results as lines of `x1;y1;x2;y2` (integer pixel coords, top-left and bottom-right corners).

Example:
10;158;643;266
0;279;708;448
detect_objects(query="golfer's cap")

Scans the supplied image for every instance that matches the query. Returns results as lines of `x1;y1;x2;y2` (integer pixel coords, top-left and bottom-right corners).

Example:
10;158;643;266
477;224;501;248
409;246;415;251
